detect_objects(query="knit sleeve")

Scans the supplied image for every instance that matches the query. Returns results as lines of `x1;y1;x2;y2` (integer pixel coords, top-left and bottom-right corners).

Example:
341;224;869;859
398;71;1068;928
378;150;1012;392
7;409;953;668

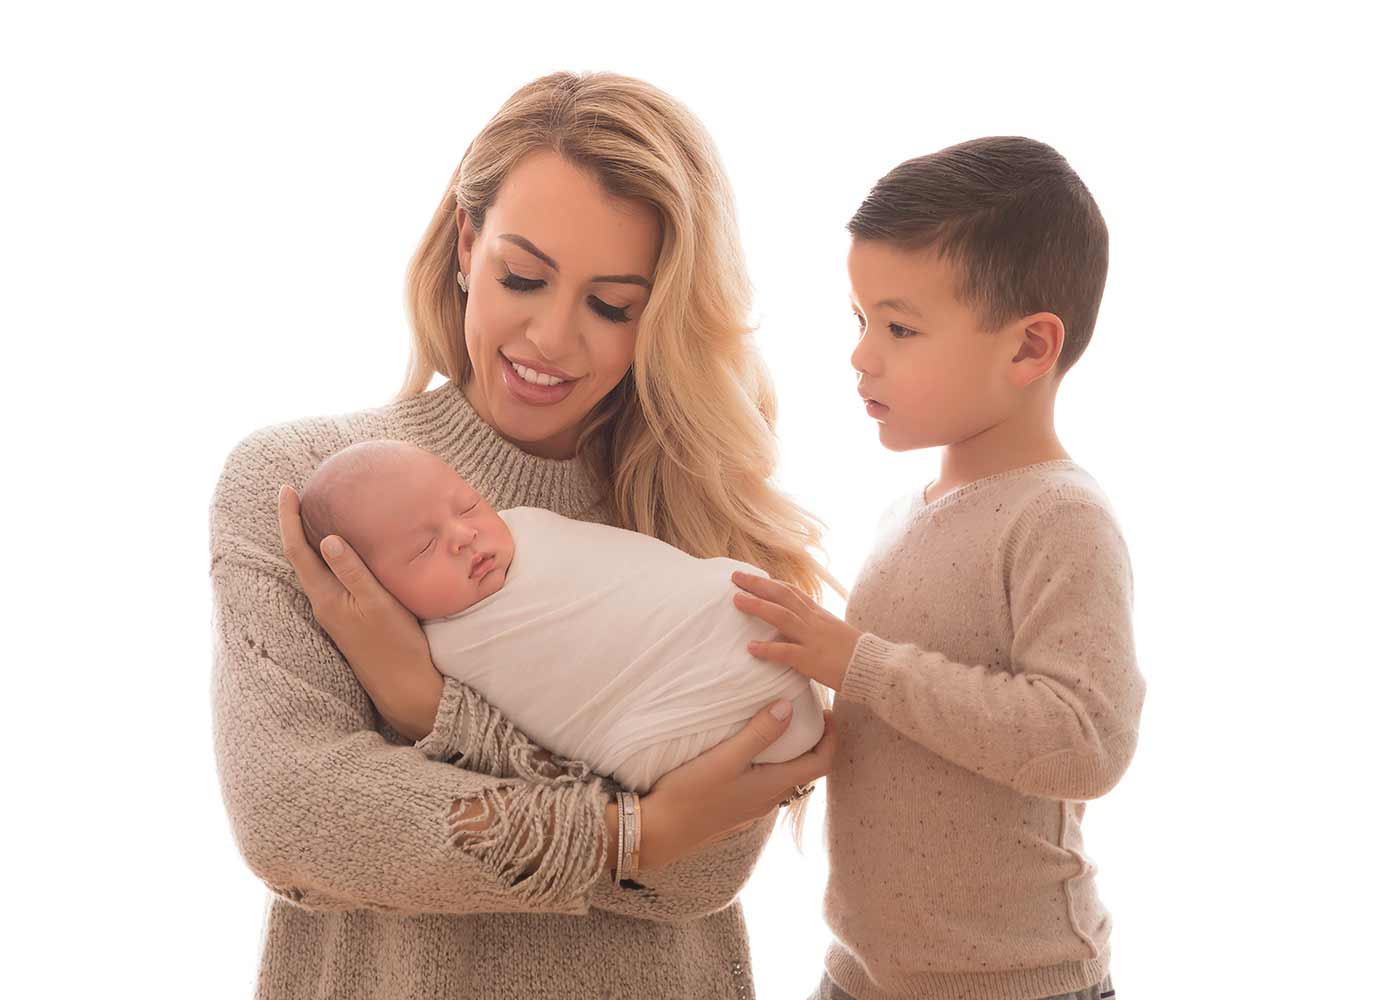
414;676;595;784
210;429;610;915
840;497;1145;800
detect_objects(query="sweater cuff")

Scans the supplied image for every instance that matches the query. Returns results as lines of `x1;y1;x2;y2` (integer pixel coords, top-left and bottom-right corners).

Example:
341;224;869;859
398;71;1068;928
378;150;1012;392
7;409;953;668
413;677;467;762
840;632;900;707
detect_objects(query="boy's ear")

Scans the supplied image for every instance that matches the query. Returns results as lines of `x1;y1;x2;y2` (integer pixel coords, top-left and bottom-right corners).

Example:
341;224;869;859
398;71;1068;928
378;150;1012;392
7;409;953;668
1008;313;1065;387
454;206;478;279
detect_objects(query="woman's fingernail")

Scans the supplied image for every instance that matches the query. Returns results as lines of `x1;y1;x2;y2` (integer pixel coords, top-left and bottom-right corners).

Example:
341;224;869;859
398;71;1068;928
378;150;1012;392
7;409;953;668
770;700;792;720
323;537;343;558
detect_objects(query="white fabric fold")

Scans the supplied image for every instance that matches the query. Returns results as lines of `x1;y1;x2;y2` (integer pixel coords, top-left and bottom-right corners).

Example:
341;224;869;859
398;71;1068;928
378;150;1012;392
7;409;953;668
423;506;825;793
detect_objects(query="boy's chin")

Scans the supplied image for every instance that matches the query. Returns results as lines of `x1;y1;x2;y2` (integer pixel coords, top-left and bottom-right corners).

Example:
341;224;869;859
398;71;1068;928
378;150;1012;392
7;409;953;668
875;423;943;453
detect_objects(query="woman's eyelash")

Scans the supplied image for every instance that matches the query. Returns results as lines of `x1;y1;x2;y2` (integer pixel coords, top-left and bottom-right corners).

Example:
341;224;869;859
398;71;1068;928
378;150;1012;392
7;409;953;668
499;268;630;324
499;269;543;292
590;297;629;323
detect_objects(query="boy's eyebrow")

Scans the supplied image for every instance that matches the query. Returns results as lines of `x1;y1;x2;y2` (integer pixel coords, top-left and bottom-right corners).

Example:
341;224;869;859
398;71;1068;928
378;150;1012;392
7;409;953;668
874;296;924;319
499;233;652;289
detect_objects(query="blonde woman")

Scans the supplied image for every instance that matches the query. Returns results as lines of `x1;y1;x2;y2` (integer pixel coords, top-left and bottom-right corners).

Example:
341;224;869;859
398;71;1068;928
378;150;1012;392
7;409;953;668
210;71;836;999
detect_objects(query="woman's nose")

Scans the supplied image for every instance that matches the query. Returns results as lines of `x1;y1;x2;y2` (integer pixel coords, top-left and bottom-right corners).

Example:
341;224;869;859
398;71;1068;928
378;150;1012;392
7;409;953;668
526;294;579;361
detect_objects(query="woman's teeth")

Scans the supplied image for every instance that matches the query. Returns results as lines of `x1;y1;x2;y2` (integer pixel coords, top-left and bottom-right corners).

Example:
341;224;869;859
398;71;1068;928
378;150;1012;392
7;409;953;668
511;361;567;386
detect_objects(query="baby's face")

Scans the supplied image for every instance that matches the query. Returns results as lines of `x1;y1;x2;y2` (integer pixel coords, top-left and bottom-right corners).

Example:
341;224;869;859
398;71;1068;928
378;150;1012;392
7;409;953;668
345;453;515;621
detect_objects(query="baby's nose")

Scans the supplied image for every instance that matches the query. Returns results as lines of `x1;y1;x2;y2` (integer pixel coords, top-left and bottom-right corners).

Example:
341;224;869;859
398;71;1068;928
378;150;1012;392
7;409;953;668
449;523;479;551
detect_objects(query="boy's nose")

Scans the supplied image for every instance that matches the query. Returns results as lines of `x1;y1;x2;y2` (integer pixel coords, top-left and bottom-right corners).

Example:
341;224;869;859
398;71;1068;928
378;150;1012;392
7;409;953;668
851;334;881;376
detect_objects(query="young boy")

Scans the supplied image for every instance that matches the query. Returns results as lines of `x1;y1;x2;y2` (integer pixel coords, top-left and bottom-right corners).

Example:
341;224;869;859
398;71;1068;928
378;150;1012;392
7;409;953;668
732;137;1144;1000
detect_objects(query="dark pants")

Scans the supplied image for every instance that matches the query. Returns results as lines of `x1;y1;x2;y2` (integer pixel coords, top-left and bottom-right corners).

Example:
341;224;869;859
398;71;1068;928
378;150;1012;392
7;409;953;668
807;971;1115;1000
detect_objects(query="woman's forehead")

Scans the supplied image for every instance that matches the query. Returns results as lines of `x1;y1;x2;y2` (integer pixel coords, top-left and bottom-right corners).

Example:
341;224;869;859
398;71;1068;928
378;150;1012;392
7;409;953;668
486;152;661;276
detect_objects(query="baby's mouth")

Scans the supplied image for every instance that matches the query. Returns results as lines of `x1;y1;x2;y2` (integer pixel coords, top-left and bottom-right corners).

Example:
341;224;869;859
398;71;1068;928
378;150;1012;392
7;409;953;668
469;552;495;580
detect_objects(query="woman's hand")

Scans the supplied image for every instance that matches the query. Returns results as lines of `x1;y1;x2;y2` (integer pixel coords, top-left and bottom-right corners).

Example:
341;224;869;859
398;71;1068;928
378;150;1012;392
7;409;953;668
639;700;837;870
731;571;862;691
278;484;445;740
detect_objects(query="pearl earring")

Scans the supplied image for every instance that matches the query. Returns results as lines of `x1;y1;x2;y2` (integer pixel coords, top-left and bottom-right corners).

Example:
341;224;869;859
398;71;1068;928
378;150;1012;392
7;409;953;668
456;270;468;292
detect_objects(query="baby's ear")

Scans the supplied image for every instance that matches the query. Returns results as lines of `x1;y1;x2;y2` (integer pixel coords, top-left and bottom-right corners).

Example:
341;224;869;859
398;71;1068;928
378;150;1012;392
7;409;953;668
299;510;326;557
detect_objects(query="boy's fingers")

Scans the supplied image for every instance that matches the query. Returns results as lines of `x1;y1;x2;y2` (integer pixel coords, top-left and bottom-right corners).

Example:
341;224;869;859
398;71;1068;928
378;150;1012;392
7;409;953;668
747;640;802;666
731;572;800;610
278;486;338;598
733;593;805;636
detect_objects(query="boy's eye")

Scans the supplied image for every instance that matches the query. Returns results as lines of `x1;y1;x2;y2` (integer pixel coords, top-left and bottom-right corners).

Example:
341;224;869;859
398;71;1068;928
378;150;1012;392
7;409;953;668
852;310;867;331
499;268;544;292
888;323;916;339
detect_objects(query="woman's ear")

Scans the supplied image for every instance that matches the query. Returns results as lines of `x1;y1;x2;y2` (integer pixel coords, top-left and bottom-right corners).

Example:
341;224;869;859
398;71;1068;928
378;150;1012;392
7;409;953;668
1008;312;1065;387
455;206;477;281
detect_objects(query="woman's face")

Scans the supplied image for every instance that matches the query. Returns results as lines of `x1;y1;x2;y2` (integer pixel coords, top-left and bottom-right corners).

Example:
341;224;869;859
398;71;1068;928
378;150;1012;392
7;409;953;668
457;151;663;459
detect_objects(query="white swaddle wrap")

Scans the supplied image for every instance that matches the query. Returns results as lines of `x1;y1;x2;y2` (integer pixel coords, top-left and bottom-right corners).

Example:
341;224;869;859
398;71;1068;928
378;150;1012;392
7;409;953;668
423;506;825;793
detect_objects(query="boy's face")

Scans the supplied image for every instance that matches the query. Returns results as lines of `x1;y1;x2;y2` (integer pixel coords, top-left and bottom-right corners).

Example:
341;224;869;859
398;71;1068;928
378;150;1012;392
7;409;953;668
847;239;1021;452
345;453;516;621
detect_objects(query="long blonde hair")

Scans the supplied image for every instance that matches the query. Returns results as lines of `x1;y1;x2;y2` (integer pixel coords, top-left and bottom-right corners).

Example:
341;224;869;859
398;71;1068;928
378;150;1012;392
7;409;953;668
401;71;838;840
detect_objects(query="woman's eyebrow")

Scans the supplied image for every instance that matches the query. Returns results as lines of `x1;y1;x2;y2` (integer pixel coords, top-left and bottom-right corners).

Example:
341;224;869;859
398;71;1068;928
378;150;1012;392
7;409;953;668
499;233;652;289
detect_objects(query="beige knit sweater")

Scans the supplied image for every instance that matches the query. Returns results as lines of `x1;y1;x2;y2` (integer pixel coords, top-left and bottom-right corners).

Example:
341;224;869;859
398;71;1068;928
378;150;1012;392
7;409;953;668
209;380;774;999
823;461;1144;1000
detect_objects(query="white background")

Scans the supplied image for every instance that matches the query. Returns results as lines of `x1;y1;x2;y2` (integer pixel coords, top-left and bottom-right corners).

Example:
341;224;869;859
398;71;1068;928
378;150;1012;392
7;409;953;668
4;2;1396;997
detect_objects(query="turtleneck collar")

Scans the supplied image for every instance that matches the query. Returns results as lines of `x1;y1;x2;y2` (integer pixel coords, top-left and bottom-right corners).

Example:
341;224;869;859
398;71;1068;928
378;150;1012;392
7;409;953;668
395;379;607;520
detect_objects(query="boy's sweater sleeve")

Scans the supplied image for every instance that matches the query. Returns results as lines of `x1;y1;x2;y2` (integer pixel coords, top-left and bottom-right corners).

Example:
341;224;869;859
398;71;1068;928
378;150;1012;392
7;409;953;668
839;497;1145;801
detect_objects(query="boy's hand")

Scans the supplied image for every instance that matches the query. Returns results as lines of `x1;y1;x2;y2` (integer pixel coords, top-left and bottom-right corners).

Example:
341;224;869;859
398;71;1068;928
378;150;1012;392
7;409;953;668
730;571;862;691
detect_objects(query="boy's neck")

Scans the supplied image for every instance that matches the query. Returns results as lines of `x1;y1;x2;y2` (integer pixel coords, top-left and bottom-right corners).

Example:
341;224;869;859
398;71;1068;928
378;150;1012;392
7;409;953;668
926;389;1069;505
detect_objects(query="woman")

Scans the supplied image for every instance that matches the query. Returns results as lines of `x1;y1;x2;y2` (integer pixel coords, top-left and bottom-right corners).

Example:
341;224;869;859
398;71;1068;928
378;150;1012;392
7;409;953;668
210;71;836;998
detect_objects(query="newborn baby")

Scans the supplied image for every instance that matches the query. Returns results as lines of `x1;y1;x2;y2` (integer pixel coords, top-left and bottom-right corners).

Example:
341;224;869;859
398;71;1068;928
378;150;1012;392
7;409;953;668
299;440;825;792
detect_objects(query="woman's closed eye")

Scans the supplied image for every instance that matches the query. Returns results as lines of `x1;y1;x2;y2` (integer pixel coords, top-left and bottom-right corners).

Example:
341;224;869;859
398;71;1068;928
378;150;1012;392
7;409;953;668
499;267;632;324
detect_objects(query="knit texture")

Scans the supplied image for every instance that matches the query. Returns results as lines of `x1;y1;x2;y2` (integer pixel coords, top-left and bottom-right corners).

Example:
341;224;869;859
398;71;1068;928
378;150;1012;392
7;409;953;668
210;380;773;999
823;460;1145;1000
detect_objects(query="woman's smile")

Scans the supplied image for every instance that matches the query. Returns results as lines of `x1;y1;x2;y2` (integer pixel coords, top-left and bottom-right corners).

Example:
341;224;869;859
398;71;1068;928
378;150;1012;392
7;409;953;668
498;349;580;406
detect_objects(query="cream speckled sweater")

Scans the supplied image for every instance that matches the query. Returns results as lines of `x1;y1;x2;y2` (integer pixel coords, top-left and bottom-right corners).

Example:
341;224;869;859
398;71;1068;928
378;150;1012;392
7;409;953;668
823;461;1145;1000
209;380;774;1000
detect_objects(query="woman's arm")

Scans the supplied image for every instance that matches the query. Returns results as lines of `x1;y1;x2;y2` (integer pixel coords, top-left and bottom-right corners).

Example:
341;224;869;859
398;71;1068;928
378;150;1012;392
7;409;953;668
216;431;830;918
278;485;592;786
212;433;609;915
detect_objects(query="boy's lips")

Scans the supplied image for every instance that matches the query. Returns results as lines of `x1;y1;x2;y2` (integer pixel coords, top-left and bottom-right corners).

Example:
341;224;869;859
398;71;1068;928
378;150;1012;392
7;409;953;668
860;391;889;418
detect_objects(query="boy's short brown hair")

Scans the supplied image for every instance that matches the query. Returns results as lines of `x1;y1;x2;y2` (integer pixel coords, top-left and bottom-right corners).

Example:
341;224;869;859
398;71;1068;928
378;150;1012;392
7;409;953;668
848;136;1108;372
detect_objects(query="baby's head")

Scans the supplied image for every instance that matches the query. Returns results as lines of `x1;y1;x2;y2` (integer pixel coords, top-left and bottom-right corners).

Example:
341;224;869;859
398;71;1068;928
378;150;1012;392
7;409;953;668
299;440;515;621
846;136;1108;452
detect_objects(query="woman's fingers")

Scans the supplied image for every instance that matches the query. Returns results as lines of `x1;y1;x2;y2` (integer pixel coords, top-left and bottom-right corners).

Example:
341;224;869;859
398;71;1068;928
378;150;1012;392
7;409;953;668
749;709;837;792
277;485;339;601
706;698;795;774
317;534;385;608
